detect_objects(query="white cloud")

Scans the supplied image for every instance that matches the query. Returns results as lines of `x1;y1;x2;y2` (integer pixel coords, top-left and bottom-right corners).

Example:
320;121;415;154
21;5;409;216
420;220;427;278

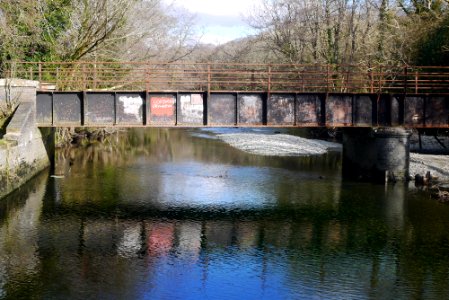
173;0;257;17
170;0;260;44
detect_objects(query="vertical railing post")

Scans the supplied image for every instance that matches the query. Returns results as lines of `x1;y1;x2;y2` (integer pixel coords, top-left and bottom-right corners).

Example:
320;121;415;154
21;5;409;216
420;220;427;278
378;66;382;93
82;63;87;90
207;63;211;92
326;64;330;93
267;65;272;94
145;63;150;92
29;67;33;80
369;67;374;93
93;63;97;90
415;71;418;94
404;65;408;95
56;67;60;89
38;62;42;83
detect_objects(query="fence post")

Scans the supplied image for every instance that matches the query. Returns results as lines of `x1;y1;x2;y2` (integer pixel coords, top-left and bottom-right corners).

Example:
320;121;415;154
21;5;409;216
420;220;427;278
267;65;272;94
207;64;211;92
145;64;150;92
93;63;97;90
404;65;408;95
38;62;42;83
82;64;86;90
378;66;382;93
56;67;60;89
415;71;418;94
326;64;330;93
369;67;374;93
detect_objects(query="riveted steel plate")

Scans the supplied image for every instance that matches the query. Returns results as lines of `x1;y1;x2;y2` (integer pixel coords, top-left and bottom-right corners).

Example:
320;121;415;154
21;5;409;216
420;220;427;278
391;95;403;126
116;93;144;125
238;94;263;125
178;93;204;125
425;96;449;127
86;92;114;125
53;92;82;125
36;92;53;125
148;94;176;125
296;94;323;126
208;94;236;125
377;94;391;126
353;95;373;126
326;94;352;126
267;94;294;125
404;96;424;126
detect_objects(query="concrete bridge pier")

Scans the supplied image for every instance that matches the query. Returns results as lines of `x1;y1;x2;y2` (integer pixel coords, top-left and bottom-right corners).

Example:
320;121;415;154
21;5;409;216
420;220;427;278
342;127;412;183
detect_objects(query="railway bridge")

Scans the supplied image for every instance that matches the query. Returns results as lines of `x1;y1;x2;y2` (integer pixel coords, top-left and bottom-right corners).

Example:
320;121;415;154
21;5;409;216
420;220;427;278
4;62;449;183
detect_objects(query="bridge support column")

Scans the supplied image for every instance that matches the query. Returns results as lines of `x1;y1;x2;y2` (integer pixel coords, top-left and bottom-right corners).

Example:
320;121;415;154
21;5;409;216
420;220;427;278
342;127;411;183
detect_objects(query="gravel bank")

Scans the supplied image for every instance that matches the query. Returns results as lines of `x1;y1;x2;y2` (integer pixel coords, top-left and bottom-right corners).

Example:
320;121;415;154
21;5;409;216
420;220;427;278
217;131;449;181
218;133;341;156
409;134;449;181
410;153;449;181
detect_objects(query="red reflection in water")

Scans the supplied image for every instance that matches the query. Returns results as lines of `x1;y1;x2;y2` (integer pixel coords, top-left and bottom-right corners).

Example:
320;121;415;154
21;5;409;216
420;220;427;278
147;222;175;257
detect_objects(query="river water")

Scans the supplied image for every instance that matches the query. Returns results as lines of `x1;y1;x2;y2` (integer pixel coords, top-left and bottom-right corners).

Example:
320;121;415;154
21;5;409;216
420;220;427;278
1;128;449;299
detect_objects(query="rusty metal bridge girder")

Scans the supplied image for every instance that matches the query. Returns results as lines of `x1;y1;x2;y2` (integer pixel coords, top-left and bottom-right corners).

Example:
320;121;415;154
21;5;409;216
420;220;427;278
36;91;449;128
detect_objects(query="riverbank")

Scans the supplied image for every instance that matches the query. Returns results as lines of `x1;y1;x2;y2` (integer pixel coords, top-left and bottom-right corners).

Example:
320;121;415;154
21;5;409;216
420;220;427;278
409;135;449;181
410;153;449;181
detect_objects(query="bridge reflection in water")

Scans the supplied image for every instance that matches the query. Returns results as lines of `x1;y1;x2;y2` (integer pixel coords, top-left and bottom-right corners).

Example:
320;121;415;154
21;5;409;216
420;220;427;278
0;129;449;299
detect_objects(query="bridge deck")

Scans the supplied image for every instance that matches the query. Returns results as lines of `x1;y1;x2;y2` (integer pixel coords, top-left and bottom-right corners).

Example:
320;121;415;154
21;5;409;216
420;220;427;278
7;61;446;128
37;91;449;128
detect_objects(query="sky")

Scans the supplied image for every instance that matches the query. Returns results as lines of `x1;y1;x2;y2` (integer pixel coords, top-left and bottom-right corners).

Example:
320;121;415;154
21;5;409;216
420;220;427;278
171;0;260;44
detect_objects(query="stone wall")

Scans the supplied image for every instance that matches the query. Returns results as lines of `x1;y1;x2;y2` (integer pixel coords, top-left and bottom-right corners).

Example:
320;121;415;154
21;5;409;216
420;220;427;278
0;79;50;199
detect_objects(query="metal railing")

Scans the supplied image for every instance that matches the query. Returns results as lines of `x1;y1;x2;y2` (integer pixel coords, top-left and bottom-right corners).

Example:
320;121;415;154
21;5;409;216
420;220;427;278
4;61;449;94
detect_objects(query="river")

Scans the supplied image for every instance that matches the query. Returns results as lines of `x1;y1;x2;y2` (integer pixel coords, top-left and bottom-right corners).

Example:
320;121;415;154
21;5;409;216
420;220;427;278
0;128;448;299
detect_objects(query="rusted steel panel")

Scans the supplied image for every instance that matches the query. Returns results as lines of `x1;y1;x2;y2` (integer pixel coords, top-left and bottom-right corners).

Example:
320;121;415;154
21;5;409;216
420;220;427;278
353;95;373;126
391;96;403;126
404;96;424;126
53;92;82;125
296;94;323;126
178;93;204;125
425;96;449;127
116;93;144;125
148;94;176;125
267;94;295;125
209;94;236;125
326;94;352;126
86;92;115;125
238;94;263;125
377;94;391;126
36;92;53;125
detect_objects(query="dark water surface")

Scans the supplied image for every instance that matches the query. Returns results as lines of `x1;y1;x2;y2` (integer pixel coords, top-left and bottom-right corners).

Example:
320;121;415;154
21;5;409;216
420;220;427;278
1;128;449;299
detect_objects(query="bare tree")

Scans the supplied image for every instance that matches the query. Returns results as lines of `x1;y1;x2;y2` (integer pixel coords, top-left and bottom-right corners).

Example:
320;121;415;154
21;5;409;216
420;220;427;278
246;0;426;66
59;0;198;62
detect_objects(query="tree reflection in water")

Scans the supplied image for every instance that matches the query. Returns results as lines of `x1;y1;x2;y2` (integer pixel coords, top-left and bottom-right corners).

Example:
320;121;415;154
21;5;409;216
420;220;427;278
0;129;449;299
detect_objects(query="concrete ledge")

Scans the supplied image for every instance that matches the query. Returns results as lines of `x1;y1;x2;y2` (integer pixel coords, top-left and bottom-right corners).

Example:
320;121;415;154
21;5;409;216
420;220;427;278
0;130;50;199
0;78;39;88
0;78;51;199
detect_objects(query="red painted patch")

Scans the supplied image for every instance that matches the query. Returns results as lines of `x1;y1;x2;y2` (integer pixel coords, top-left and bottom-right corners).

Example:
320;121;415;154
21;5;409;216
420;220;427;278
151;97;174;117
